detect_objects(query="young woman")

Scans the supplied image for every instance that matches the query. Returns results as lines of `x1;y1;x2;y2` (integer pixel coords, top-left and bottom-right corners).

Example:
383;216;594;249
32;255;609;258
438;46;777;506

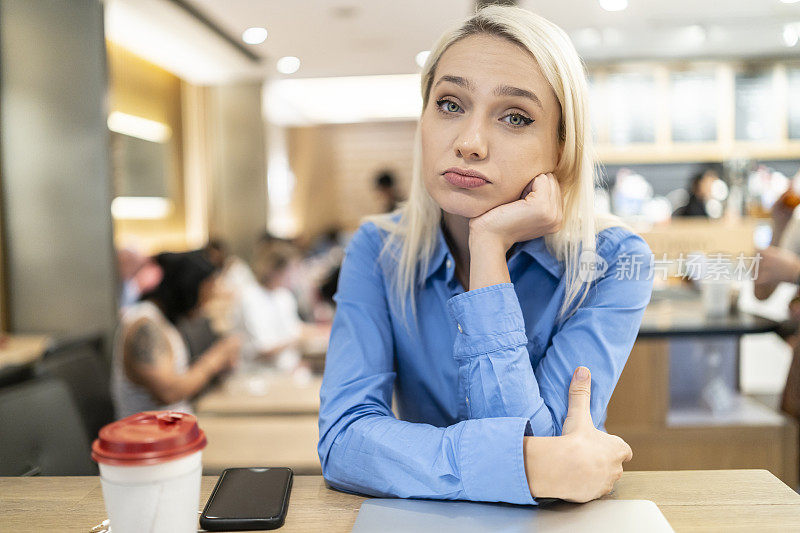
237;240;327;372
112;251;240;419
318;6;653;505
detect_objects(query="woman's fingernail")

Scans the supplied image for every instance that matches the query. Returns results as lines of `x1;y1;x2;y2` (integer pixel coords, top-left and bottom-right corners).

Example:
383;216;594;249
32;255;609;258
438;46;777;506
576;366;590;381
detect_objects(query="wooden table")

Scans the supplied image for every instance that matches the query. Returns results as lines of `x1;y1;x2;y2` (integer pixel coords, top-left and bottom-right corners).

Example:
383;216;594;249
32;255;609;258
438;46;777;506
195;374;322;416
2;470;799;532
195;374;323;475
0;334;51;370
199;414;321;475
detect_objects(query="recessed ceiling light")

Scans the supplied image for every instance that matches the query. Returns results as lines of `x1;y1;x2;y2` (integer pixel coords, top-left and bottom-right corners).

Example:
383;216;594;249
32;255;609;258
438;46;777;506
784;24;799;47
242;27;268;45
598;0;628;11
781;0;800;4
276;56;301;74
415;50;430;68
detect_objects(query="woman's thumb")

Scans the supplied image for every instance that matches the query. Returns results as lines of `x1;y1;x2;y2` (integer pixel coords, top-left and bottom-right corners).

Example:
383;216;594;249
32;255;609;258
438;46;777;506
565;366;593;428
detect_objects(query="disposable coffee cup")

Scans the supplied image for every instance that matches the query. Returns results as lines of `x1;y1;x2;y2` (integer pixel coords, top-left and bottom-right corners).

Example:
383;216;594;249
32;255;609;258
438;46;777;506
701;279;731;317
92;411;207;533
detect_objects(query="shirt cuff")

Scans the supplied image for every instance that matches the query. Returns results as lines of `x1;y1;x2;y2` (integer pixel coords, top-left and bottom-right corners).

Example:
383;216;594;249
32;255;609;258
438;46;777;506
458;417;536;505
529;402;557;437
447;283;528;358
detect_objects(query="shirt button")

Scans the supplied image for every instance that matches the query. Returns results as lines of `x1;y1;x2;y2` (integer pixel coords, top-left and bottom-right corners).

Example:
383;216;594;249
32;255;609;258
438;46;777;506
446;259;452;269
457;323;463;333
465;396;470;404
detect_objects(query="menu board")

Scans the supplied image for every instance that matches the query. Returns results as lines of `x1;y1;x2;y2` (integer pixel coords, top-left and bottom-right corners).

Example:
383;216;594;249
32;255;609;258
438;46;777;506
606;72;656;145
735;71;778;142
670;71;718;143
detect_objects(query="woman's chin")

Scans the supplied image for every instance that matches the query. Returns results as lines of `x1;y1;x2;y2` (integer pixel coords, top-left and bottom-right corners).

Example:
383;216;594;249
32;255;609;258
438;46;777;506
433;191;494;219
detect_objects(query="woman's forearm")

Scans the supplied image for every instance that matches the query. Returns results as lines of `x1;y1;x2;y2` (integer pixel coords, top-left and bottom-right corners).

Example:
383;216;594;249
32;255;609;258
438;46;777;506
468;232;510;291
153;342;231;404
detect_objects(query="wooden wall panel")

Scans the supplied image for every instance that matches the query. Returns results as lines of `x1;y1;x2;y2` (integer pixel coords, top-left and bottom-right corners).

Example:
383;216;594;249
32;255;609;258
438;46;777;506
289;121;416;241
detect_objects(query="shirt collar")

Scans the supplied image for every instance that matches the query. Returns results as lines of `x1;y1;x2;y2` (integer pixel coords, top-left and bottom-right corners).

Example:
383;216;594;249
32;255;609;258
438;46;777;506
423;223;563;282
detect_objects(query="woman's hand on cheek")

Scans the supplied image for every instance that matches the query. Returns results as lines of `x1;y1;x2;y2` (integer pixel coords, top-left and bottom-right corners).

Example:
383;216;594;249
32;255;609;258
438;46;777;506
469;172;563;252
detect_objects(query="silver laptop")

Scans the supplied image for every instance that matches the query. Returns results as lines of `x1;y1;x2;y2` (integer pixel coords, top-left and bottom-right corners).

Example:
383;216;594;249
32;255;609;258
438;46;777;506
352;498;674;532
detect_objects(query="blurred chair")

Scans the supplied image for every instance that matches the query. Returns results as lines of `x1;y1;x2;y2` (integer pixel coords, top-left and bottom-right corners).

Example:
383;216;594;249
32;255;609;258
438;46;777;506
35;333;114;439
0;363;33;389
0;378;97;475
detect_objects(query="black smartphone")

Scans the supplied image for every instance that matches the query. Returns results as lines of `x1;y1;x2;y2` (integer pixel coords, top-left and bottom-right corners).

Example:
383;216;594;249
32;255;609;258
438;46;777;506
200;467;293;531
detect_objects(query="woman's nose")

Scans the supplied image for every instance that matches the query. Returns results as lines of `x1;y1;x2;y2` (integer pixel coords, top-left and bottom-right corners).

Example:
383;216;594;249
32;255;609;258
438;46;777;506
454;118;488;161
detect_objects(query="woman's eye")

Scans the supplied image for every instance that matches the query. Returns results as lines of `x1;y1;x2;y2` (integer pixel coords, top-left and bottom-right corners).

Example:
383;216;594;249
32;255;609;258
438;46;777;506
502;113;534;127
436;99;462;114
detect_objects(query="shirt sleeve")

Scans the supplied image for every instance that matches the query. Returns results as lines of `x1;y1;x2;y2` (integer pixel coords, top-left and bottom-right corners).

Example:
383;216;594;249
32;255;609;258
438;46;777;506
534;231;653;434
317;223;536;505
447;229;653;437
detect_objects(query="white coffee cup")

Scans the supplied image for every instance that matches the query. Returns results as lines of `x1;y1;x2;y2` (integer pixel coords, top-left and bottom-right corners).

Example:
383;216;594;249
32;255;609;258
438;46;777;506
701;279;732;317
92;411;207;533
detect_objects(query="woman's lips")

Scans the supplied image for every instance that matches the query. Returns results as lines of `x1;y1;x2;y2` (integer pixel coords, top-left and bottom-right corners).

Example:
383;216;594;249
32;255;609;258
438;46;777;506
442;168;490;189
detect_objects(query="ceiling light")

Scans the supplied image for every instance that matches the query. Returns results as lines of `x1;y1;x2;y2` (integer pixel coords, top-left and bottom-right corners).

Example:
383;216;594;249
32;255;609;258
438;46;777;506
242;27;268;45
598;0;628;11
415;50;430;68
784;24;799;47
781;0;800;4
276;56;301;74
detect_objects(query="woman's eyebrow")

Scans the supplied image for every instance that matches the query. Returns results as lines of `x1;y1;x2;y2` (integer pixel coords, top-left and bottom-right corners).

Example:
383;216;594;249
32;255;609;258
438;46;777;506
433;75;542;110
434;75;474;91
493;85;543;110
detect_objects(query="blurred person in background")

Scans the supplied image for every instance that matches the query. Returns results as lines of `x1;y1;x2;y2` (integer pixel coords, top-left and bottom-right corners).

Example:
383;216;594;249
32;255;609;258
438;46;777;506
672;168;719;218
753;168;800;420
754;168;800;304
112;251;240;419
236;240;329;373
116;247;163;310
374;169;402;213
205;238;258;298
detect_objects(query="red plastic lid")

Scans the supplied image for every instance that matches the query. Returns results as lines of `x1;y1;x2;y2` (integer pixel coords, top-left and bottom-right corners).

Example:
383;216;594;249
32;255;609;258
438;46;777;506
92;411;207;466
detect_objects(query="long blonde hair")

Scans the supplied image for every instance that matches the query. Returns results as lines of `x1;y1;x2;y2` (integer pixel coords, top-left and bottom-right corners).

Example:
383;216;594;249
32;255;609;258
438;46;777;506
366;5;621;322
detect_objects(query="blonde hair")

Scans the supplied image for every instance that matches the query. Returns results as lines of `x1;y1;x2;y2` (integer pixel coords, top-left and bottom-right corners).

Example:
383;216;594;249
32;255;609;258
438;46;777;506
366;5;622;322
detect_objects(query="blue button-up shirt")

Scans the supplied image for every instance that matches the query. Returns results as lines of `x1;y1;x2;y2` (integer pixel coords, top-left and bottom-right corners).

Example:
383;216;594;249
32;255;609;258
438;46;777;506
318;219;652;505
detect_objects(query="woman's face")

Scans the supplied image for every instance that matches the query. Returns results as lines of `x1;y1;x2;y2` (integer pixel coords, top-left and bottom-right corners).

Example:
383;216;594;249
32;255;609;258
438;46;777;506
421;34;562;219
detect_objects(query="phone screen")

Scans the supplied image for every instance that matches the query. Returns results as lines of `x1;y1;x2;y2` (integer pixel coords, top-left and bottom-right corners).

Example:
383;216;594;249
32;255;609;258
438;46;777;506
204;467;292;519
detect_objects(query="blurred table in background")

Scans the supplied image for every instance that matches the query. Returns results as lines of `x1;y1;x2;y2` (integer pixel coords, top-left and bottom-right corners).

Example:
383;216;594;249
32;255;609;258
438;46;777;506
0;334;51;371
195;373;322;416
606;290;798;488
199;414;320;475
196;371;323;474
